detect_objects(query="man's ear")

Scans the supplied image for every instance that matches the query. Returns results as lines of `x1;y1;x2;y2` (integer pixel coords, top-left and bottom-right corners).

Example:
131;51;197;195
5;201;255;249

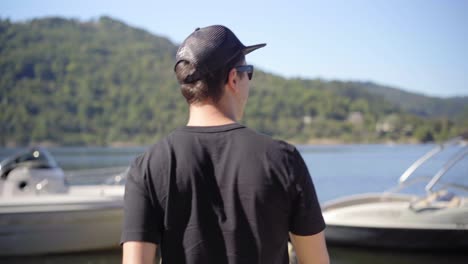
226;68;239;93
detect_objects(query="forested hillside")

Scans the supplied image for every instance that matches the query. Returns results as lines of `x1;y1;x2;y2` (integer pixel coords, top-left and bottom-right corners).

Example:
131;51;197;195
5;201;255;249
354;81;468;118
1;16;466;146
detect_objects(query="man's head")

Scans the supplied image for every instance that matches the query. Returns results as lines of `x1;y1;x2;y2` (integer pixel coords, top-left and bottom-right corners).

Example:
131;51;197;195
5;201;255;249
174;25;266;105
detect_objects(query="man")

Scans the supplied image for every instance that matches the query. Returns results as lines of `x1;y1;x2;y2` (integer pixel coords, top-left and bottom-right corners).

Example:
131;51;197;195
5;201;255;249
121;25;329;264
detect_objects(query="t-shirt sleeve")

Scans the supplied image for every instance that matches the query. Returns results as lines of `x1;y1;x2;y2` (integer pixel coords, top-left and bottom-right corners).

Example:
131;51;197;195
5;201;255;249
288;147;326;235
120;154;163;245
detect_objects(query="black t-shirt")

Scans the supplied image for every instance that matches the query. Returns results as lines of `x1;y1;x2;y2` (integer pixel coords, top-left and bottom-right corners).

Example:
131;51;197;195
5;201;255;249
121;123;325;264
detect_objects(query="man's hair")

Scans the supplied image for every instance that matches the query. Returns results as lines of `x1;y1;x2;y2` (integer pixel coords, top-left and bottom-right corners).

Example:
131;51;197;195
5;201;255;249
175;54;245;104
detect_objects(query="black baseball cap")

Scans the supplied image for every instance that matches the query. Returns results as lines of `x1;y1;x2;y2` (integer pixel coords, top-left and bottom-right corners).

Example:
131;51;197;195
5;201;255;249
174;25;266;83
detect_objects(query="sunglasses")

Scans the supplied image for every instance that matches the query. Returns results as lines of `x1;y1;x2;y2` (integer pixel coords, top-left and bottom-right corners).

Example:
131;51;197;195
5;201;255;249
234;65;254;80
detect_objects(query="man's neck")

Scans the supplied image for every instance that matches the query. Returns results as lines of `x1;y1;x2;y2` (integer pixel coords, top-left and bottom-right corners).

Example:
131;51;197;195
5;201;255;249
187;102;237;127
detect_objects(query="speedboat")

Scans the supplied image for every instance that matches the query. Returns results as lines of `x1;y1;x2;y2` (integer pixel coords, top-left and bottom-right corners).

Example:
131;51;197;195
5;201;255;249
0;147;127;256
322;136;468;250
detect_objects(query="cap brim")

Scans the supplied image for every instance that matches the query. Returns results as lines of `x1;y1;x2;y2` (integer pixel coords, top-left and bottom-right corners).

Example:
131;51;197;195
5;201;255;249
242;43;267;55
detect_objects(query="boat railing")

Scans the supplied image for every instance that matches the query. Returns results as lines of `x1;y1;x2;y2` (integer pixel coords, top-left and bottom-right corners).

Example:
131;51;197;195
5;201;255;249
64;166;128;185
425;147;468;194
64;166;128;179
398;136;463;185
386;137;467;199
396;141;468;210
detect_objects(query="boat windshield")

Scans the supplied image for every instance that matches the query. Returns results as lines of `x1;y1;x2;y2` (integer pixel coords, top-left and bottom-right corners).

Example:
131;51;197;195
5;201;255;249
0;148;59;177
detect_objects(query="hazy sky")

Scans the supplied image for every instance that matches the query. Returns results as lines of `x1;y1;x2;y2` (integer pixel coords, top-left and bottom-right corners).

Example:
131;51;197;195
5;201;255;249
2;0;467;97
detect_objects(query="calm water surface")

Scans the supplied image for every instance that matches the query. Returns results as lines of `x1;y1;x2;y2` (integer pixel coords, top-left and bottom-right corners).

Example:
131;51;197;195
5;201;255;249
1;144;467;263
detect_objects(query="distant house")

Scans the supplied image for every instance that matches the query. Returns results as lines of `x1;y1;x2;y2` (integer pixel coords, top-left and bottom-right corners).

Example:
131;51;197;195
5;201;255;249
375;114;400;133
376;121;394;133
302;115;313;125
347;112;364;126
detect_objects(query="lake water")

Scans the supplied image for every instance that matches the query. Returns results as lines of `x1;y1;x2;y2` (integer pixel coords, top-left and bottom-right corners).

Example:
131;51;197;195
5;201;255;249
1;144;467;263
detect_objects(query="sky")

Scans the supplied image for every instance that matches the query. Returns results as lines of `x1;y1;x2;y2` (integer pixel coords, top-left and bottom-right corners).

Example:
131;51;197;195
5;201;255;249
1;0;467;98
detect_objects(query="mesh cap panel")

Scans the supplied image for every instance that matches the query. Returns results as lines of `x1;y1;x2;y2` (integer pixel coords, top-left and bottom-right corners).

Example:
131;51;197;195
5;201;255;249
175;25;266;83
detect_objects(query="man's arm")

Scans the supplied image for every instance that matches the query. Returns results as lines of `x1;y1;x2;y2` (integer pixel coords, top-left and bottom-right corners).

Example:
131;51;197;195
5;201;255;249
289;231;329;264
122;241;157;264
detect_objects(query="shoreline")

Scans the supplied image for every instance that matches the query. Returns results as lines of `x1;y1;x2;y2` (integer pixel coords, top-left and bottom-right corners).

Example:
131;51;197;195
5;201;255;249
2;138;430;148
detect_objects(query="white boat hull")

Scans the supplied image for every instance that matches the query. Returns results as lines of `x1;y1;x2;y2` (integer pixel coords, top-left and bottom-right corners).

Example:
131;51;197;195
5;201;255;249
0;185;124;256
322;193;468;250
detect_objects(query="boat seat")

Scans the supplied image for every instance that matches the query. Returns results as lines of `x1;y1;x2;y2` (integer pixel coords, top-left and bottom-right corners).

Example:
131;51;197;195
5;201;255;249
410;190;462;211
446;196;462;208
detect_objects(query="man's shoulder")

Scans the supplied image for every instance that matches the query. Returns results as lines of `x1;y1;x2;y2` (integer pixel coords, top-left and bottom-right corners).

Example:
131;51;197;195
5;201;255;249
235;126;297;156
131;136;173;168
